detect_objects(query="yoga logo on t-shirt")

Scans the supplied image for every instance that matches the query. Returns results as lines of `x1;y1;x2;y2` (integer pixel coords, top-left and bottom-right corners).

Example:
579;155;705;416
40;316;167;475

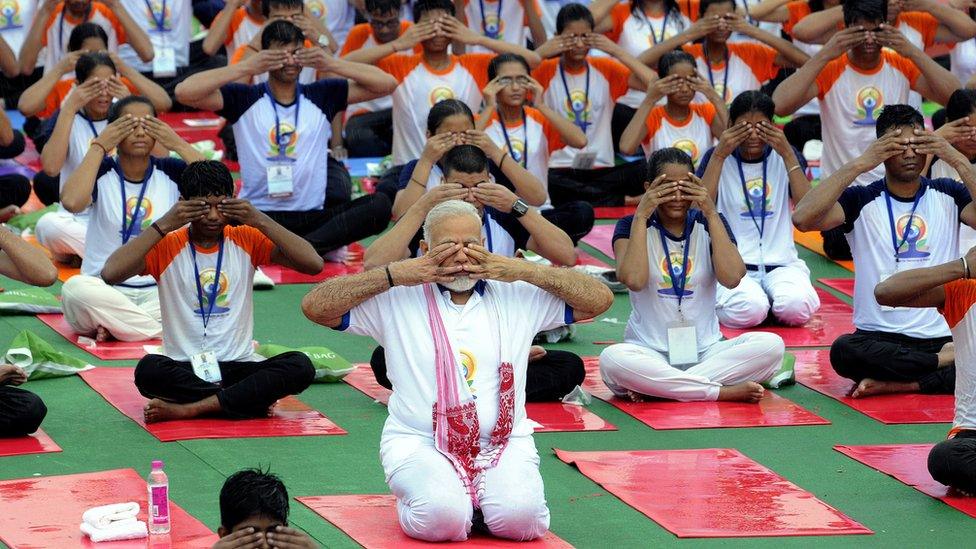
307;0;326;22
0;0;22;29
482;12;504;39
143;0;172;32
563;89;591;130
739;177;773;219
459;349;477;395
121;198;153;239
194;268;231;315
266;122;298;162
508;138;525;164
895;213;930;260
657;250;695;298
854;86;883;126
713;83;732;105
672;138;699;163
429;86;455;106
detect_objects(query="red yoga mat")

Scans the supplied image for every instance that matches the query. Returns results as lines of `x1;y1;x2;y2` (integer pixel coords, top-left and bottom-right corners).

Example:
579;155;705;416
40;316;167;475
819;278;855;297
344;364;616;433
0;468;217;548
580;357;829;429
575;249;610;268
0;429;61;457
555;448;872;538
579;224;616;258
297;494;573;548
794;350;954;424
835;444;976;519
260;243;366;284
79;367;346;441
593;206;636;219
720;287;854;347
37;313;159;361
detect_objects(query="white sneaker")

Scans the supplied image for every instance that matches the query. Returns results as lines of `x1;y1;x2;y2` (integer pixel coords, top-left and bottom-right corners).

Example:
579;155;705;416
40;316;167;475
253;267;275;290
323;245;349;263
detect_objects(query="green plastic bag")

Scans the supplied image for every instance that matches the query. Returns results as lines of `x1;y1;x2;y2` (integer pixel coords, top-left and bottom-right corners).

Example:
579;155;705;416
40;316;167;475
763;352;796;390
0;287;62;314
5;330;93;379
5;204;57;233
256;344;353;383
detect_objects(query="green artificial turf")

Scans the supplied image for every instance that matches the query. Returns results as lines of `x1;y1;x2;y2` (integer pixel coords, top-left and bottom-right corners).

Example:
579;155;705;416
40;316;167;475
0;227;970;548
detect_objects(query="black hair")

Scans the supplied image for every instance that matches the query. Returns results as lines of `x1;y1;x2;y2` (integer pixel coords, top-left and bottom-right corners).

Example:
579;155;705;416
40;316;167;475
658;50;696;77
107;95;155;123
263;0;302;18
75;52;115;83
426;99;474;134
699;0;735;18
728;90;775;123
219;469;290;531
556;3;594;34
365;0;401;14
179;160;235;199
442;144;488;177
68;22;108;52
808;0;825;12
412;0;454;23
261;19;304;50
488;53;530;80
876;104;924;138
631;0;680;19
843;0;885;27
946;89;976;122
647;147;693;182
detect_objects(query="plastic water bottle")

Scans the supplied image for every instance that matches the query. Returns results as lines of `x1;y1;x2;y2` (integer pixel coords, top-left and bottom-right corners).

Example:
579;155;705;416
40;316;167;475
147;460;171;534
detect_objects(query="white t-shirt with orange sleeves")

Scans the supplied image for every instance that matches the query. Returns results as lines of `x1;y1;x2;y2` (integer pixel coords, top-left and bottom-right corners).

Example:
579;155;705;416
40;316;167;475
784;1;823;117
682;42;778;105
143;225;275;362
378;53;491;165
533;57;631;169
895;11;938;109
340;21;418;119
224;7;263;55
41;3;126;75
938;278;976;433
0;0;36;59
307;0;355;51
118;0;192;72
483;107;562;208
462;0;537;53
950;38;976;88
816;52;920;186
640;103;716;165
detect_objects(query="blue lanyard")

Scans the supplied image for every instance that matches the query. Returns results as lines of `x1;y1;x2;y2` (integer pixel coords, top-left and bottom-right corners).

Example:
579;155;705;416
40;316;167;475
637;9;670;44
703;40;729;101
79;112;100;139
191;236;225;337
265;84;300;156
58;8;91;53
142;0;168;32
114;159;154;244
559;61;590;132
498;109;528;168
482;211;494;252
477;0;502;38
884;182;924;264
736;151;768;239
656;213;694;312
739;0;755;25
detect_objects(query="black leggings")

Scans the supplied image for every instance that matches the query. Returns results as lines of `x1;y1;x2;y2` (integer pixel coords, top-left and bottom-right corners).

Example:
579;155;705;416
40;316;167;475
830;329;955;393
265;192;391;255
0;386;47;437
928;430;976;494
548;160;647;207
344;109;394;158
134;351;315;419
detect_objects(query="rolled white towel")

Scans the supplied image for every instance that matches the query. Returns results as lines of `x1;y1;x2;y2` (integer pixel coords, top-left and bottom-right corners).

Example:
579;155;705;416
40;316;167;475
82;502;140;529
80;520;148;542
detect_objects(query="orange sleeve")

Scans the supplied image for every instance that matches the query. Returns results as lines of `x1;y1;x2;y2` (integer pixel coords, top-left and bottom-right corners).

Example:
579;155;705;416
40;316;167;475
591;57;631;101
229;45;247;65
341;24;370;56
783;1;811;36
939;279;976;329
532;59;559;90
815;55;848;99
679;0;700;22
605;3;631;44
682;43;704;60
121;77;138;94
94;4;126;44
226;9;246;46
227;226;275;268
377;53;423;83
644;106;666;144
40;79;74;119
885;50;921;89
899;12;938;49
528;107;562;154
458;54;494;89
690;102;716;124
731;43;779;84
143;229;190;278
41;8;61;47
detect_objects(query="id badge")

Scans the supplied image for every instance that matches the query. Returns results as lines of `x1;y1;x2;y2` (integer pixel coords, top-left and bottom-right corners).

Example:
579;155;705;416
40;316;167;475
571;151;597;170
190;350;222;384
152;34;177;78
267;164;294;197
666;320;698;367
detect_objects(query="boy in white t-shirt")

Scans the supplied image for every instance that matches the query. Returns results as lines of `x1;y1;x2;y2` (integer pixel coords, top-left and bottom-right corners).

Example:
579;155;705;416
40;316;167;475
102;160;322;423
459;0;546;53
793;105;976;398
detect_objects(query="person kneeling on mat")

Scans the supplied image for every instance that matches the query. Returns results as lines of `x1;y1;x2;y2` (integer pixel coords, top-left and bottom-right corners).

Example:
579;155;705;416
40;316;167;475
102;161;322;423
214;469;317;548
302;200;613;542
875;248;976;496
600;147;786;403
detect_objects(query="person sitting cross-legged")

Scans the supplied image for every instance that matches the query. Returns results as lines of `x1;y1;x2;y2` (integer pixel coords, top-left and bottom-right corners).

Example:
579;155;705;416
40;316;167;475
101;161;321;423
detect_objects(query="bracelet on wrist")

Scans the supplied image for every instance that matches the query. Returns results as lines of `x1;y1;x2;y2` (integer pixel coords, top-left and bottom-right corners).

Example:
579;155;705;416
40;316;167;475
91;141;108;155
385;265;395;288
963;256;971;279
788;165;803;174
408;177;426;189
150;221;166;238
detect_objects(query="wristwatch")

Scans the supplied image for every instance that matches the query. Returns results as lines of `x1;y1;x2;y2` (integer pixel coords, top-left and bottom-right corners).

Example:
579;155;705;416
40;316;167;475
317;34;330;50
511;198;529;218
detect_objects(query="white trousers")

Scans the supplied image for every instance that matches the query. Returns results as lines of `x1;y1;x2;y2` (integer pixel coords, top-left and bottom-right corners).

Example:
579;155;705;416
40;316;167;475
35;211;87;262
61;275;162;341
386;437;550;543
716;265;820;328
599;332;785;401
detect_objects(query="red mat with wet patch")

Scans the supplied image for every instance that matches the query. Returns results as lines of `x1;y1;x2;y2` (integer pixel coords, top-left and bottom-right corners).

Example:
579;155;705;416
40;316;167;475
0;468;217;547
37;314;159;361
556;448;872;537
720;288;854;347
0;429;61;457
580;357;829;429
344;364;615;433
794;350;954;424
819;278;854;297
835;444;976;519
297;494;573;547
260;243;365;284
79;367;345;441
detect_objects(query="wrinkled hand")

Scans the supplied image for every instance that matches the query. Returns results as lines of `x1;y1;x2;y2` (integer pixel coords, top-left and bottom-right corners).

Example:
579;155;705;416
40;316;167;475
389;242;466;286
419;182;468;212
714;121;751;158
420;132;461;163
265;525;318;548
217;198;267;227
636;174;681;220
211;527;266;549
472;182;518;212
92;114;139;151
0;364;27;386
861;129;910;168
155;198;210;233
462;244;531;282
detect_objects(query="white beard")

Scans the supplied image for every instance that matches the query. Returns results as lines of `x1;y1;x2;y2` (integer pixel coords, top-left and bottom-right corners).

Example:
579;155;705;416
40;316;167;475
441;275;477;293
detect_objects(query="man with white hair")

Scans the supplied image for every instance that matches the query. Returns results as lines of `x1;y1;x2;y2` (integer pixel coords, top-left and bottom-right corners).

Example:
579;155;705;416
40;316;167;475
302;200;613;542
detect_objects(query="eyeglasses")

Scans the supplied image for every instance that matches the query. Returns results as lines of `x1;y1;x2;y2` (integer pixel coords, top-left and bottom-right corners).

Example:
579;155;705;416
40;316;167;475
497;76;530;87
370;17;401;29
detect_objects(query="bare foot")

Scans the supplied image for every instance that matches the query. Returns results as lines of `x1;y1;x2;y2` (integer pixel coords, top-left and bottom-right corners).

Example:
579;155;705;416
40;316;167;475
938;342;955;368
625;390;649;403
850;378;920;398
0;205;20;223
718;382;765;403
623;195;641;206
94;326;112;342
144;399;199;423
